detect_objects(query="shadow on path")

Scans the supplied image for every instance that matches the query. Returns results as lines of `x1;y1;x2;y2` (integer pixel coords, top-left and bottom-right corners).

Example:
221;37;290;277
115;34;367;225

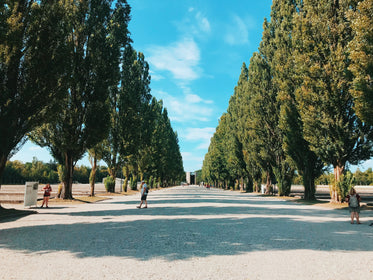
1;186;373;261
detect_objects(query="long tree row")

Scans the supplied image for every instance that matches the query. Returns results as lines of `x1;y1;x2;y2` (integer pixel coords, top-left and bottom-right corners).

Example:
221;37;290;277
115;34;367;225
0;0;184;200
202;0;373;201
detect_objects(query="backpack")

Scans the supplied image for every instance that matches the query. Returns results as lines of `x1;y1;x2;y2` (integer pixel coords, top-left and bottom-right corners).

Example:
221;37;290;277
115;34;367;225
349;195;358;208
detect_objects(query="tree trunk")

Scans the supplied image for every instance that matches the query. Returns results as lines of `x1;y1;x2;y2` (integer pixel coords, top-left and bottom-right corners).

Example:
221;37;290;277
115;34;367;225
331;164;345;202
246;176;253;192
0;154;7;191
265;171;271;195
62;152;74;200
123;166;129;192
89;156;97;196
303;164;316;200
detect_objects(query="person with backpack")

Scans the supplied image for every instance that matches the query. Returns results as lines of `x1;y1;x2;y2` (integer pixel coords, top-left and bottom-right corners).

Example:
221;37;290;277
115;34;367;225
345;187;361;224
137;181;148;209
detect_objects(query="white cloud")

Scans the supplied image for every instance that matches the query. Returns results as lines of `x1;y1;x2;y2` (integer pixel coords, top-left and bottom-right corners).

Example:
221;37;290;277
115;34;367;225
185;93;213;104
179;127;215;150
182;151;204;162
195;12;211;33
181;152;204;171
149;70;164;81
147;38;200;81
224;14;250;45
29;146;43;151
183;127;215;141
155;90;213;123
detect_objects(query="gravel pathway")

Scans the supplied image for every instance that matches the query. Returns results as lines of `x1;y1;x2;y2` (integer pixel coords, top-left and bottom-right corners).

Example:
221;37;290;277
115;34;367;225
1;185;373;280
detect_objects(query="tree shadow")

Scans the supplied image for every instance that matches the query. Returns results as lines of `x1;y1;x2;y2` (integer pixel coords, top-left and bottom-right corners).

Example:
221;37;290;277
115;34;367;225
1;212;373;261
2;187;372;261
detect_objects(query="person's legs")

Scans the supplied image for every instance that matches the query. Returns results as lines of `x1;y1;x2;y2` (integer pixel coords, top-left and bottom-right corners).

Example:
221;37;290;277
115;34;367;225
45;196;49;207
356;212;360;224
350;212;354;223
137;201;143;208
144;199;147;208
41;197;46;207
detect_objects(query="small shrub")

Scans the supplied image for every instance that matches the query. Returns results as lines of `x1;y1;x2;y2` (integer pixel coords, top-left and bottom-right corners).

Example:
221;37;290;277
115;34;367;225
337;172;355;201
104;176;115;193
130;175;138;190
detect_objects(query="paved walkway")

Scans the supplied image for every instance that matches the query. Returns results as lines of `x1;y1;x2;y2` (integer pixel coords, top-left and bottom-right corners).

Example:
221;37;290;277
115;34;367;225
1;186;373;279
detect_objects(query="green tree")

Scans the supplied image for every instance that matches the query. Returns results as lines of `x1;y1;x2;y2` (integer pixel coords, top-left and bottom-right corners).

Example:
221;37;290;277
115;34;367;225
0;1;67;188
270;0;324;200
119;47;151;183
141;99;184;186
88;142;105;196
293;0;373;202
232;63;263;192
30;0;131;199
348;0;373;128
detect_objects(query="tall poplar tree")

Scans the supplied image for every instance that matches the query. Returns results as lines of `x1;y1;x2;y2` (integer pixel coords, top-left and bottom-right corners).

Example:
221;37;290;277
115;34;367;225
31;0;131;199
0;1;67;186
348;0;373;128
115;47;151;182
226;65;253;191
271;0;324;200
293;0;373;201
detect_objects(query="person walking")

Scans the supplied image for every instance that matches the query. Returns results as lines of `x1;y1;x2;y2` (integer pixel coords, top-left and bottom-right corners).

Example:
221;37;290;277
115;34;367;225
41;183;52;208
346;187;361;224
137;181;148;209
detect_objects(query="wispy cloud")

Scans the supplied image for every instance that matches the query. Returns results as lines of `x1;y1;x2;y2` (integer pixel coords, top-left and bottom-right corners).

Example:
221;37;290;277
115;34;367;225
180;127;215;150
147;38;201;81
149;70;164;81
185;93;213;104
155;90;213;123
178;7;211;38
224;14;251;45
181;151;205;171
195;11;211;33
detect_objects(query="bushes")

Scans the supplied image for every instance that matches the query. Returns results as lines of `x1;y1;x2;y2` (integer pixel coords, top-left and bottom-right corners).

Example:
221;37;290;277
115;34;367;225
130;175;138;190
1;159;108;185
104;176;115;193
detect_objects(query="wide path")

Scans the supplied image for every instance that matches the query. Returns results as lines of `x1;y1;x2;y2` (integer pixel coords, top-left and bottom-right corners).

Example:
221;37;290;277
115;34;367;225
1;186;373;280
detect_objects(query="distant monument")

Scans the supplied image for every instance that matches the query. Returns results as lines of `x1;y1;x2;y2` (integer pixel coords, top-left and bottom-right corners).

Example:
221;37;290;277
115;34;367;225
186;172;196;185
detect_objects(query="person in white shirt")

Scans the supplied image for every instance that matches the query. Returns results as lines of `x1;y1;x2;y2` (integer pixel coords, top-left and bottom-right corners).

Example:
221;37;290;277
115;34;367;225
137;181;148;209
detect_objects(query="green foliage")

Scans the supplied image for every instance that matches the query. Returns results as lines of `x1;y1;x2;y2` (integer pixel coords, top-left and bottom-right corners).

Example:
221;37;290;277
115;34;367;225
1;159;107;185
292;0;373;201
28;0;131;199
202;0;373;202
148;176;153;189
0;0;68;180
104;176;115;193
348;0;373;128
0;1;184;194
1;158;58;184
130;175;138;191
336;172;355;201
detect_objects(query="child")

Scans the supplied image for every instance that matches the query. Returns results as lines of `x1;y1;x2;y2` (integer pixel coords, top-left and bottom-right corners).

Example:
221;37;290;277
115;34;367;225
41;184;52;208
345;187;361;224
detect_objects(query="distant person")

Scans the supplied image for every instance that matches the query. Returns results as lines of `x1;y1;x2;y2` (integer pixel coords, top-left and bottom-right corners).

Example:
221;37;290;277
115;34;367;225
41;183;52;208
345;187;361;224
137;181;148;209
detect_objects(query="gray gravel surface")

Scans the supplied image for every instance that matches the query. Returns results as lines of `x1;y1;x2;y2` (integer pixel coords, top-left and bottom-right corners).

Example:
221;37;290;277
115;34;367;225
1;185;373;280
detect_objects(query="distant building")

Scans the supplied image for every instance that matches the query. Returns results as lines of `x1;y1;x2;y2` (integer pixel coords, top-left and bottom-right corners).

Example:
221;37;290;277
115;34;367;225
186;172;196;185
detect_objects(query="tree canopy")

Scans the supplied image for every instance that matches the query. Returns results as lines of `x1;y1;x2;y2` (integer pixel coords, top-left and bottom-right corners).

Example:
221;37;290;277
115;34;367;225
0;0;184;199
202;0;373;201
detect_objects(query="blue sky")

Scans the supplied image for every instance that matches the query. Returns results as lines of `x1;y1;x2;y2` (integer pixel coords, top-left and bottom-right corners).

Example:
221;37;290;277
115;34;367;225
11;0;373;173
